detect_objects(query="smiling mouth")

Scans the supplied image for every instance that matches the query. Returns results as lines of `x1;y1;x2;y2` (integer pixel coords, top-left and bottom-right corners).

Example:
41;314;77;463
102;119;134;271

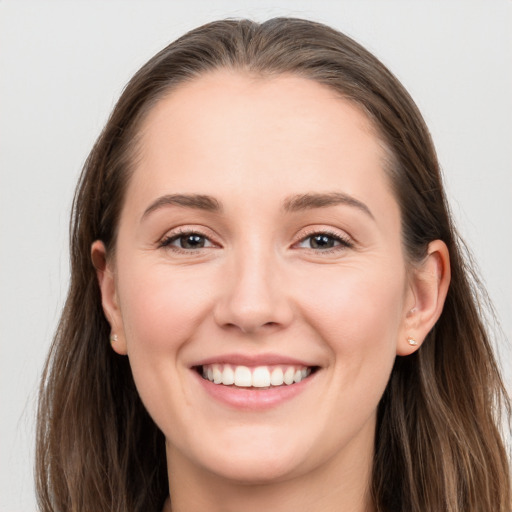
194;364;319;389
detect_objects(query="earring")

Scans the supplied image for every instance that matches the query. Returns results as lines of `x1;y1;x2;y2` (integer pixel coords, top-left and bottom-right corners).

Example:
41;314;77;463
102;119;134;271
407;337;418;346
110;334;118;344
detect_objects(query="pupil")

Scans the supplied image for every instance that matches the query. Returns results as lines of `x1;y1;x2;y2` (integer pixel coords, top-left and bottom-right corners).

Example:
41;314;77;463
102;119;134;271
311;234;334;249
181;234;204;249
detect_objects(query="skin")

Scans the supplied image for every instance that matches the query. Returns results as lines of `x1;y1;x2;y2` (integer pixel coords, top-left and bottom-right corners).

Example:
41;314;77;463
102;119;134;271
93;71;450;512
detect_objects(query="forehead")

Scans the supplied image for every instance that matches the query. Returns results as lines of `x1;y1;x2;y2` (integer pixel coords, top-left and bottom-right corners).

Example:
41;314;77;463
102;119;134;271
139;70;380;156
128;70;397;220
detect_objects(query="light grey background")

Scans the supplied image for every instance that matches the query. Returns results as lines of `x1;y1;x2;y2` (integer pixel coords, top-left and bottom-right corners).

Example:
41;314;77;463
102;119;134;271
1;1;511;510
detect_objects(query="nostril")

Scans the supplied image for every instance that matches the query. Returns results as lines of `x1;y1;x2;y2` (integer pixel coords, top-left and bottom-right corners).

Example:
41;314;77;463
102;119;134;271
212;277;294;334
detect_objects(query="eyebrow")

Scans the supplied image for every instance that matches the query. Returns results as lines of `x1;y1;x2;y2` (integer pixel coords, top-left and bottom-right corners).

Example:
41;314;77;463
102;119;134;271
142;194;222;219
283;192;374;219
141;191;374;220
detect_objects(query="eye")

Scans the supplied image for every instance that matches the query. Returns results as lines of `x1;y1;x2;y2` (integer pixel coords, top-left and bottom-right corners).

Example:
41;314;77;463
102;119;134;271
297;231;353;251
160;231;215;250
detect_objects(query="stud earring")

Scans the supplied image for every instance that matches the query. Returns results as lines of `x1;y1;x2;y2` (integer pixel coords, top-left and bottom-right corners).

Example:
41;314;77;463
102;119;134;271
110;334;118;344
407;337;418;346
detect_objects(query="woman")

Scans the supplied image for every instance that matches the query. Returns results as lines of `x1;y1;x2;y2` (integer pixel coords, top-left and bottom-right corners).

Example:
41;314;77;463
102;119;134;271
36;18;511;512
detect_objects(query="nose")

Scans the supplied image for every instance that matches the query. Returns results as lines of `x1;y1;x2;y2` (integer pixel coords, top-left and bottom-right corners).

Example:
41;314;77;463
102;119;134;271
213;248;294;335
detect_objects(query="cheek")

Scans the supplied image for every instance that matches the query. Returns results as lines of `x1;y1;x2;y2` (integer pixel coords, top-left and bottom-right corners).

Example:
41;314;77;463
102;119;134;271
301;262;405;343
114;261;217;412
118;263;214;350
298;262;405;395
113;261;222;434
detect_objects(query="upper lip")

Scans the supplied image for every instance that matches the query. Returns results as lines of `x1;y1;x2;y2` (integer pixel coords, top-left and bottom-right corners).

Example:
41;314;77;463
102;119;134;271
191;353;317;368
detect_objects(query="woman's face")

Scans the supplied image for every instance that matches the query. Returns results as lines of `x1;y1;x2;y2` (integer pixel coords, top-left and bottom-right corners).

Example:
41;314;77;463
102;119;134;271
101;71;418;483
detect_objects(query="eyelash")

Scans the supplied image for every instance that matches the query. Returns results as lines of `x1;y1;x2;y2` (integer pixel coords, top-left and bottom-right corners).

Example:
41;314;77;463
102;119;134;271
158;228;216;254
295;229;354;254
158;228;354;254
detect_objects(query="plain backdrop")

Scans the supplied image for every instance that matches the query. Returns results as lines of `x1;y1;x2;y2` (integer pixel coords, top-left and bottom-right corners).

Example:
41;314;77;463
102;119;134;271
1;1;511;510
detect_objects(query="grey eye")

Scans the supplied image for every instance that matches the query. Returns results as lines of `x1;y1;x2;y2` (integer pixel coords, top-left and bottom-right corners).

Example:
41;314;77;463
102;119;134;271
308;234;338;249
177;234;206;249
296;231;353;251
298;233;341;250
162;232;214;250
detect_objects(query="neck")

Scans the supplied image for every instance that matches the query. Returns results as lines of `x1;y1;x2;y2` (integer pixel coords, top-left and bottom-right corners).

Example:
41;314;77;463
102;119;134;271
164;434;376;512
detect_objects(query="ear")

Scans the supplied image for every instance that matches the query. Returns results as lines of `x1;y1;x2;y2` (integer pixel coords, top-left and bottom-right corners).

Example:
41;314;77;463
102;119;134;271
91;240;127;355
397;239;451;356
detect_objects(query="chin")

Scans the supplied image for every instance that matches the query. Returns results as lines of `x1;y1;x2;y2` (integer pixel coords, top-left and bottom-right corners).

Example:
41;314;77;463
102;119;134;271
202;452;303;485
177;428;313;485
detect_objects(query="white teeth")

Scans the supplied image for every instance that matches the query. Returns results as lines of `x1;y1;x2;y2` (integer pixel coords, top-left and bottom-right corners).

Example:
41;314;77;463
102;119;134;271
270;367;284;386
234;366;252;387
222;365;234;385
212;364;222;384
252;366;271;388
283;367;295;385
201;364;312;387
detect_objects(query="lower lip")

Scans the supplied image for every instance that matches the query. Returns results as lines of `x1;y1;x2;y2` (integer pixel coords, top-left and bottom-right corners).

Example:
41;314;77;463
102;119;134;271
193;370;317;410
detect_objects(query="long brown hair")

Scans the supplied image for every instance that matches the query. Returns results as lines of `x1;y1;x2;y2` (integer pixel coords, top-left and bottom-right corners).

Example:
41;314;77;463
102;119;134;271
36;18;511;512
